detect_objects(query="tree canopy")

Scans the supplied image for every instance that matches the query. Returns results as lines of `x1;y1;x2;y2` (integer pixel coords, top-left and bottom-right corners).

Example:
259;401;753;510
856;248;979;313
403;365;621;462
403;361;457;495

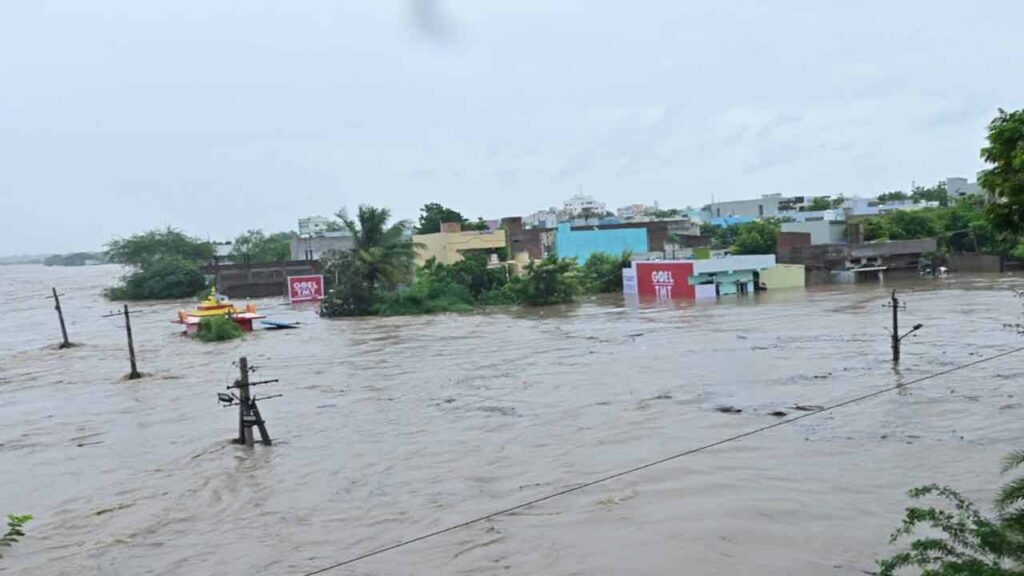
415;202;489;234
981;108;1024;235
106;227;213;268
730;220;781;255
230;230;293;264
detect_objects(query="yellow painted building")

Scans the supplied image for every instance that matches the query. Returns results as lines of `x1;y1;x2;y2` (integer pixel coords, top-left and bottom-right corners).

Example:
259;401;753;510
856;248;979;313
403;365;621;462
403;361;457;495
759;263;805;290
413;224;507;266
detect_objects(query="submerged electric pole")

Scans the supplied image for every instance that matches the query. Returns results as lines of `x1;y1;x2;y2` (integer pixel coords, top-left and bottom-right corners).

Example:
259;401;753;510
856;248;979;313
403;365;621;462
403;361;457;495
49;287;71;349
101;306;142;379
220;356;280;447
884;290;924;363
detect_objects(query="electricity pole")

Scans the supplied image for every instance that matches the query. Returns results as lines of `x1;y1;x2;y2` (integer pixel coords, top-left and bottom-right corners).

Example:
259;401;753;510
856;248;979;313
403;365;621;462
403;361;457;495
123;305;141;379
49;287;71;349
223;356;278;447
884;290;923;363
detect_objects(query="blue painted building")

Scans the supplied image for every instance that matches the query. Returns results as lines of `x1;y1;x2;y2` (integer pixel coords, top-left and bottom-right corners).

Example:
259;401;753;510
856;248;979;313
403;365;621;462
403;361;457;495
554;223;649;262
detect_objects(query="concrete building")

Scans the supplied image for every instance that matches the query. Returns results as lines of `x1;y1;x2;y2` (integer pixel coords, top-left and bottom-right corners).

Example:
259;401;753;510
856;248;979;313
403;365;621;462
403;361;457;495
623;255;777;300
554;222;648;263
781;221;847;245
706;194;783;219
413;222;507;266
616;204;650;220
563;193;606;218
947;176;986;199
525;209;559;228
290;232;355;261
298;216;335;237
780;237;938;284
759;264;806;289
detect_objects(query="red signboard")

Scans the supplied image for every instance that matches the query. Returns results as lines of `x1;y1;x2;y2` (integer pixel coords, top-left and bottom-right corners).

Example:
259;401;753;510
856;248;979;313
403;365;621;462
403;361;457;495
634;262;695;300
287;274;325;303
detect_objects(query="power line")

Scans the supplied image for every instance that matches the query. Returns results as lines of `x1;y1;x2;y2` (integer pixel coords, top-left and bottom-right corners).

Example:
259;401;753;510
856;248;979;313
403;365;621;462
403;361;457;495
299;344;1024;576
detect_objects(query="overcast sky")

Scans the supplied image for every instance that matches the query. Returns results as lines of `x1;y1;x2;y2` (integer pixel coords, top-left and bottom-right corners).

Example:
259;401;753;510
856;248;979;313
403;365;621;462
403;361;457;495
2;1;1022;254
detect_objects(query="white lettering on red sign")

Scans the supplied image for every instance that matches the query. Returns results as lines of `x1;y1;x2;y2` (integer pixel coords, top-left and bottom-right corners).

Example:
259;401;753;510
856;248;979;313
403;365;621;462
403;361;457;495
651;269;675;300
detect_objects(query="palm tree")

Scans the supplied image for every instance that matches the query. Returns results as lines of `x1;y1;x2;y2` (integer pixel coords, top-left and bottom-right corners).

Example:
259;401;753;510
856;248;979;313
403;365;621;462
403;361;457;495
321;205;419;316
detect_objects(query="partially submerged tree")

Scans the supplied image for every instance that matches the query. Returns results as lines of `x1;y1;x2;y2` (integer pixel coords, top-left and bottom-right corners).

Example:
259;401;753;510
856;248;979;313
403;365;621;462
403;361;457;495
105;228;213;300
580;251;632;293
510;256;580;306
0;514;32;558
320;206;417;316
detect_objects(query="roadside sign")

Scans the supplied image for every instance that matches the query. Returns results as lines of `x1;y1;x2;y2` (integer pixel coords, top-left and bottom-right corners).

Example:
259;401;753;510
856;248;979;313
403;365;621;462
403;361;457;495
287;274;324;303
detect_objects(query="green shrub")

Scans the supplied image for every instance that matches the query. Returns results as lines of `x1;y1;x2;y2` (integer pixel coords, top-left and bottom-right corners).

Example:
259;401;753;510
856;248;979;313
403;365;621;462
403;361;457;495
510;256;580;306
197;316;243;342
878;451;1024;575
580;251;631;293
0;514;32;558
106;256;207;300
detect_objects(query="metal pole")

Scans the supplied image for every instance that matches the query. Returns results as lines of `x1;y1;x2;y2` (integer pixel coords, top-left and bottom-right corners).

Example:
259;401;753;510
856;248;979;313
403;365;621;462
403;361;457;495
124;305;141;379
891;290;900;363
237;357;254;446
52;287;70;349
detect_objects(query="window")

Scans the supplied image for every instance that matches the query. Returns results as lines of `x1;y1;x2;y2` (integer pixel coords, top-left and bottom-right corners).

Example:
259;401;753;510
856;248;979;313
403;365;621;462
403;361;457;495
758;204;764;216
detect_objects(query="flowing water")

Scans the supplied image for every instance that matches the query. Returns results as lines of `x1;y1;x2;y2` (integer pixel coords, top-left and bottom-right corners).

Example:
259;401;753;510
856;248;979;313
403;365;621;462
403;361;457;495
2;264;1023;575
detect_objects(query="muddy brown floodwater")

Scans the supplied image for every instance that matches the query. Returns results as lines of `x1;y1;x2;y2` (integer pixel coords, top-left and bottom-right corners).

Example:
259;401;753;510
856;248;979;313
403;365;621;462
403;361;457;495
2;264;1023;575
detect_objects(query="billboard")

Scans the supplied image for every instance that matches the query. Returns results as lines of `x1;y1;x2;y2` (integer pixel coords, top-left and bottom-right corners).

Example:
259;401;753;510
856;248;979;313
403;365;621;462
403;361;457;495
287;274;325;303
634;262;695;300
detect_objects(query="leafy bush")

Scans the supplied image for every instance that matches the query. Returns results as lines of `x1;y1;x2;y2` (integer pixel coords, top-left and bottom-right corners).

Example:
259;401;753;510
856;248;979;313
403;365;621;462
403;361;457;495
196;316;243;342
878;451;1024;575
0;514;32;558
510;256;580;306
106;256;207;300
105;228;213;300
321;254;376;317
580;251;631;293
231;229;294;264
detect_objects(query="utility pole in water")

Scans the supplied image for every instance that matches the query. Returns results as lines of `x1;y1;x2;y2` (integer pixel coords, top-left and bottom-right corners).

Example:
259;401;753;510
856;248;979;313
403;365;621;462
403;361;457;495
49;287;71;349
884;290;924;363
101;306;142;378
220;356;279;447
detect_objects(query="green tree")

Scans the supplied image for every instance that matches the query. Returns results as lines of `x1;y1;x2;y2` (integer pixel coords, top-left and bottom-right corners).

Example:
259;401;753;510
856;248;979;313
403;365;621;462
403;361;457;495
887;210;940;240
105;228;213;300
730;220;780;255
510;256;580;306
981;109;1024;235
830;195;847;209
320;206;417;317
230;230;293;264
911;181;950;206
878;451;1024;575
580;251;632;293
416;203;489;234
878;191;910;204
106;227;214;268
805;197;832;211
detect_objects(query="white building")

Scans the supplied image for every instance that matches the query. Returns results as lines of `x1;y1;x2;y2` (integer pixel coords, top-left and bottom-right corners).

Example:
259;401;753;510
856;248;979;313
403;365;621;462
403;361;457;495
525;209;559;228
706;194;783;219
298;216;334;237
563;193;606;218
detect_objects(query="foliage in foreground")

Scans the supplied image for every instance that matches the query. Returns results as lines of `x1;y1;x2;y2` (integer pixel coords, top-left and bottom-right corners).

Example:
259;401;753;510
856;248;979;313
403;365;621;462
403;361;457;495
105;228;212;300
197;316;243;342
878;451;1024;575
0;514;32;558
